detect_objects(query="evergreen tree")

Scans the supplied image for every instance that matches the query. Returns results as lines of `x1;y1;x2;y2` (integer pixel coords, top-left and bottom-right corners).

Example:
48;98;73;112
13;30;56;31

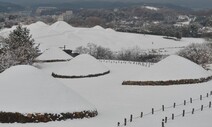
0;25;40;72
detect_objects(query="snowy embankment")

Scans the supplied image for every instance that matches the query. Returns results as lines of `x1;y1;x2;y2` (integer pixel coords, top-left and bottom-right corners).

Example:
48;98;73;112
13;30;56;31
0;21;204;54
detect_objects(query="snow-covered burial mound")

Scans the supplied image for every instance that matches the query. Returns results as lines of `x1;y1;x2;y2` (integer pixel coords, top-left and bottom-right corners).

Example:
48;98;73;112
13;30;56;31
0;65;97;123
35;47;73;62
123;55;212;86
49;21;74;32
52;54;110;78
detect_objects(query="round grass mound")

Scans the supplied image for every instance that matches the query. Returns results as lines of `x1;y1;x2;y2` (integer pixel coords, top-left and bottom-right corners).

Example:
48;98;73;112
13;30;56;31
123;55;212;86
52;54;110;78
0;65;98;123
35;47;72;63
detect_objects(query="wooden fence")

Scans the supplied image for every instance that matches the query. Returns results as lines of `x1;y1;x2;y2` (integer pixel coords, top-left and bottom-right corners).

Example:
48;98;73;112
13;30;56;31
99;59;154;67
117;91;212;127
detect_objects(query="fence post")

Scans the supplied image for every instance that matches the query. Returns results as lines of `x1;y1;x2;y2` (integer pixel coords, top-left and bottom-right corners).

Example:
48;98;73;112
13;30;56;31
190;98;193;103
130;115;133;122
182;110;185;117
172;114;174;120
140;112;143;118
200;95;202;100
184;100;186;105
162;105;165;111
162;119;165;127
207;93;209;97
141;112;143;118
201;105;204;111
210;91;212;95
209;101;211;108
124;118;127;126
173;103;176;108
165;117;167;123
117;122;120;126
192;108;195;114
152;108;154;114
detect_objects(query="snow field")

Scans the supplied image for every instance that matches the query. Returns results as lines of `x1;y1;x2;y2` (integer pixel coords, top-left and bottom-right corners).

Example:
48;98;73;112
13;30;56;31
120;91;212;127
0;61;211;127
0;21;205;53
0;21;211;127
59;62;212;127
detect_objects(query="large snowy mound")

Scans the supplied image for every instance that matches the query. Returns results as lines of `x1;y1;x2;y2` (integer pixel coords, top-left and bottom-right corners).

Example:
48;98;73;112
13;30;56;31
129;55;212;81
0;65;96;113
27;21;49;30
53;54;110;77
92;25;105;30
49;21;74;32
35;47;73;62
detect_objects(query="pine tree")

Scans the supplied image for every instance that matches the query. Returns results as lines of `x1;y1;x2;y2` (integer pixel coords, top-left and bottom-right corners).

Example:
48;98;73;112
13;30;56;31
0;25;40;72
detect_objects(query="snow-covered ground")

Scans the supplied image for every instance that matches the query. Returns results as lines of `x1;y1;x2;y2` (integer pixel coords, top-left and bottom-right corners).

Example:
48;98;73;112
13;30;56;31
143;6;159;11
0;59;211;127
0;21;211;127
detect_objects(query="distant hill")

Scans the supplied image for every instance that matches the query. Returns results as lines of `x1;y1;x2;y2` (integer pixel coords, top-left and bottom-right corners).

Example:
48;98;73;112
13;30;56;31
0;0;211;10
0;1;24;12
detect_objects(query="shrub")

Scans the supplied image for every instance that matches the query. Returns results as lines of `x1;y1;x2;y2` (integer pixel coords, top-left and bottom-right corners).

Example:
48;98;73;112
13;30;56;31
178;43;212;66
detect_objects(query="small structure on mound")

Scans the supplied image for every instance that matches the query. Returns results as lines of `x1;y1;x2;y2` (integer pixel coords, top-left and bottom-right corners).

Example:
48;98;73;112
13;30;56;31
0;65;97;123
35;47;73;62
123;55;212;86
52;54;110;78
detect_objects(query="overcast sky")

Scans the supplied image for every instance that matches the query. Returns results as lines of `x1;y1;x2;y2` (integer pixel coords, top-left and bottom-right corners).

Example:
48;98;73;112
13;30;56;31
0;0;211;3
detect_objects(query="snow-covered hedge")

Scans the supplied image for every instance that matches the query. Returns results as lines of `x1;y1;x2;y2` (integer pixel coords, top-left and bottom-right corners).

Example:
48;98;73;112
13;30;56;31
52;71;110;79
34;59;71;63
0;110;98;123
122;75;212;86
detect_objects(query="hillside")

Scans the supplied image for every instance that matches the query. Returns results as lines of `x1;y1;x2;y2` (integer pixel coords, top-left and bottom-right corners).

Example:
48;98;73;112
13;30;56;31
0;1;24;12
0;0;211;9
0;21;204;54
